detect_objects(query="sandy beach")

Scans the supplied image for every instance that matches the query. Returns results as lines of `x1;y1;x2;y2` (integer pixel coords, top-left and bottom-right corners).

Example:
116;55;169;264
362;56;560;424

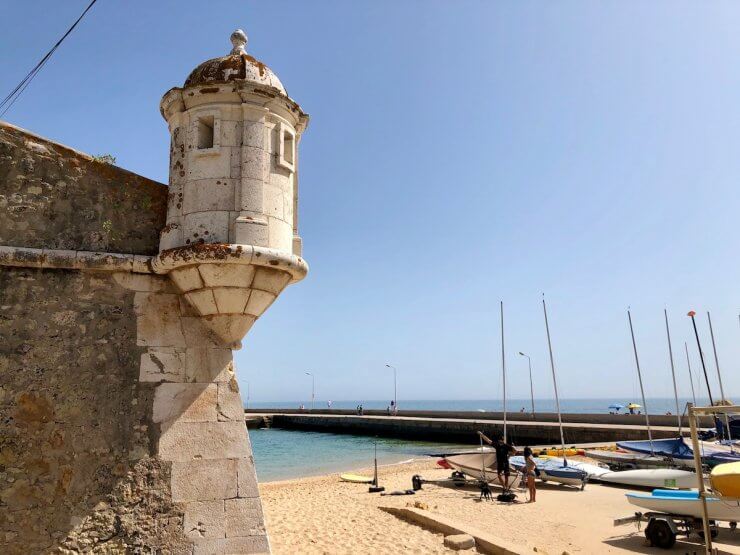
260;458;740;554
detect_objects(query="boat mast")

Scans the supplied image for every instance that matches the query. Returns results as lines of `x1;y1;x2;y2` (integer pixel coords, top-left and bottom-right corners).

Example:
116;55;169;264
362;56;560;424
685;342;697;405
707;312;732;446
542;296;567;466
627;309;654;456
501;300;507;444
688;311;715;407
664;310;681;433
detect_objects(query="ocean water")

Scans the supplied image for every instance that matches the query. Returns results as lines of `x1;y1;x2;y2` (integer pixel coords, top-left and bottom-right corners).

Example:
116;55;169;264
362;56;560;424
249;428;467;482
248;397;721;481
246;397;715;415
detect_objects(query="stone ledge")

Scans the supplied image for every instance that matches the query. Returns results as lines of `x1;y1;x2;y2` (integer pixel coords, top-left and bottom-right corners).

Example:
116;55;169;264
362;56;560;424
151;243;308;284
379;506;525;555
0;245;153;274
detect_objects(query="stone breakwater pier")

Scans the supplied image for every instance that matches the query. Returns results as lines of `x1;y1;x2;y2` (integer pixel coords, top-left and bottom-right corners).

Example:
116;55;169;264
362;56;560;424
245;409;700;445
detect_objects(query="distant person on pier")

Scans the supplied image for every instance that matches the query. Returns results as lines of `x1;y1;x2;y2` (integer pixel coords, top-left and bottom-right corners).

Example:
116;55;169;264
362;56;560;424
390;400;397;416
327;400;332;409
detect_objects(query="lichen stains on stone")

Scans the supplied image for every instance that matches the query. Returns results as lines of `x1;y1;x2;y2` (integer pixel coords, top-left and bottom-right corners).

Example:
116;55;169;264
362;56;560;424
159;242;244;263
182;52;286;95
14;392;53;426
243;54;267;77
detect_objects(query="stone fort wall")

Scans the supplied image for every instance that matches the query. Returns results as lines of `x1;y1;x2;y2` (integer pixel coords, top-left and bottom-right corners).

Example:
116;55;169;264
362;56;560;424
0;122;268;554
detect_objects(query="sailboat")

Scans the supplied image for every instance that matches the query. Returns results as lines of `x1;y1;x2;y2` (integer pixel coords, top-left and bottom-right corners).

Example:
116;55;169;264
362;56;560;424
619;310;740;467
626;489;740;521
437;447;508;485
616;437;740;467
589;310;696;488
436;302;519;488
588;310;689;471
511;297;588;488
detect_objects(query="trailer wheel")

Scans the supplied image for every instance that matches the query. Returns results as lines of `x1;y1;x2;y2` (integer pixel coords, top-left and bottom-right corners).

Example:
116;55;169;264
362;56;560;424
698;528;719;540
646;519;676;549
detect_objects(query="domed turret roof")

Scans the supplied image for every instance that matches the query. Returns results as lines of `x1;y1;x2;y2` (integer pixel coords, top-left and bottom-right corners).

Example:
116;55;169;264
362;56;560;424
184;29;286;95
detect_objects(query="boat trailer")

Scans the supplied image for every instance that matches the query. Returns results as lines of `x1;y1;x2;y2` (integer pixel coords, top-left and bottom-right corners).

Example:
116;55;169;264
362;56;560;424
614;511;735;549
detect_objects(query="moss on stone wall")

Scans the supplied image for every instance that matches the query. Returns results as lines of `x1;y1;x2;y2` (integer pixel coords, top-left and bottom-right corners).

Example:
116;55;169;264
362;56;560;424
0;268;188;553
0;122;167;255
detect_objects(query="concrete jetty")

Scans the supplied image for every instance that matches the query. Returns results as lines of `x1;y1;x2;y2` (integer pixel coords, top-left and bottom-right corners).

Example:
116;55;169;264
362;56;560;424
244;409;695;445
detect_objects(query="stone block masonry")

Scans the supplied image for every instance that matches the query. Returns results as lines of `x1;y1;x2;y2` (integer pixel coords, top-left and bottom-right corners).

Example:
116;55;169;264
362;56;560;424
0;121;268;554
0;267;190;554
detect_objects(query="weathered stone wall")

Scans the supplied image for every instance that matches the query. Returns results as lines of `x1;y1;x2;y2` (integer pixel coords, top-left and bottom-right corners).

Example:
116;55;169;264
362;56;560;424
0;122;269;554
0;122;167;255
0;267;188;554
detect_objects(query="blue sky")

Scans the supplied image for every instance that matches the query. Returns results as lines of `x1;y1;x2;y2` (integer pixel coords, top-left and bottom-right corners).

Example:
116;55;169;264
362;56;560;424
3;1;739;403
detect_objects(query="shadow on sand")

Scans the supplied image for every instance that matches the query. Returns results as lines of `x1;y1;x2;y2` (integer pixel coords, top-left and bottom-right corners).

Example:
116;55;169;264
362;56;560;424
604;525;740;554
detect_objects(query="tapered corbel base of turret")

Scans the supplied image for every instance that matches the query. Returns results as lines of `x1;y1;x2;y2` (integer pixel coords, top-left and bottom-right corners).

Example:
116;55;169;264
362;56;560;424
152;243;308;348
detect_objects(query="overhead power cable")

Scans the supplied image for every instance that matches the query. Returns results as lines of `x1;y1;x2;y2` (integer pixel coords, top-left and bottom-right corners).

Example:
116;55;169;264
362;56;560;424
0;0;99;118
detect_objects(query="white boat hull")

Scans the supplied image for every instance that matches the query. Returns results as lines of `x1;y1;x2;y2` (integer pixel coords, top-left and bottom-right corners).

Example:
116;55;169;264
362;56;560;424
443;449;518;486
563;460;611;479
627;492;740;521
510;456;589;488
598;468;697;489
538;469;584;487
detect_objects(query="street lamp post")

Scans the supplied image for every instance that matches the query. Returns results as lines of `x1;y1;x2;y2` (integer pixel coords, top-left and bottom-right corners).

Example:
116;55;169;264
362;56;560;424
305;371;314;411
518;352;535;417
385;364;397;414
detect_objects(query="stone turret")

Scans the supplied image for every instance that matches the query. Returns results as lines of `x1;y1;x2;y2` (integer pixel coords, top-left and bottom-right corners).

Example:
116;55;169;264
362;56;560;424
153;29;309;348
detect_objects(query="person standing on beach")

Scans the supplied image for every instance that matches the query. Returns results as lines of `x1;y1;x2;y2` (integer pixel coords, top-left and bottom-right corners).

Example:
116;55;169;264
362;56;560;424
478;431;515;490
523;446;537;502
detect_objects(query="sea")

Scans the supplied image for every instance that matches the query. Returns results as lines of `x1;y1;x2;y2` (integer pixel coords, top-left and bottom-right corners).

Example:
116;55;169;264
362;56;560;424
250;428;470;482
248;397;716;482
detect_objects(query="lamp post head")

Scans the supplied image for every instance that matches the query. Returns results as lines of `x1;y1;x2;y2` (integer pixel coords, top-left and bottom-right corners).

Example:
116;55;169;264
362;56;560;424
518;352;525;356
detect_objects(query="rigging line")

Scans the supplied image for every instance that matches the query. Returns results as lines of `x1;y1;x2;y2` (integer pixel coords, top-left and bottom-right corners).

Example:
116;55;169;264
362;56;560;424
0;0;99;117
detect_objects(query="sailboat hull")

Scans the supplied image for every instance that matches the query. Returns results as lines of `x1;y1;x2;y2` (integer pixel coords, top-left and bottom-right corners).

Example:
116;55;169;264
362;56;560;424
598;468;696;489
626;490;740;521
618;437;740;466
441;449;518;486
509;456;587;487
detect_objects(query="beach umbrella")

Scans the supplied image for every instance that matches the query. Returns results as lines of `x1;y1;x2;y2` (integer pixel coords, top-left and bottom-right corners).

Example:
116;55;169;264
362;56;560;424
609;404;624;411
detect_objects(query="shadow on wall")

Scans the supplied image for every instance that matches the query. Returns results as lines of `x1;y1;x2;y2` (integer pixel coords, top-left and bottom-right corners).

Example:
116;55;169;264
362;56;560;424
0;268;197;553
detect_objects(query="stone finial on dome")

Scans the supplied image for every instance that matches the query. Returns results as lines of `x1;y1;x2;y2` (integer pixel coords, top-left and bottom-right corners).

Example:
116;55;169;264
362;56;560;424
230;29;248;55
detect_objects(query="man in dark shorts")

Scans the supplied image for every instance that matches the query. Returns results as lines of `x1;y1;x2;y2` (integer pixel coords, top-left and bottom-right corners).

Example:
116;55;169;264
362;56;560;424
478;431;515;490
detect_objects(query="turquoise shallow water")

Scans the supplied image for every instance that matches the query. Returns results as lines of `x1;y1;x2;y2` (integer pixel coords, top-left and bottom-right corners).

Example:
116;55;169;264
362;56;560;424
249;428;467;482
